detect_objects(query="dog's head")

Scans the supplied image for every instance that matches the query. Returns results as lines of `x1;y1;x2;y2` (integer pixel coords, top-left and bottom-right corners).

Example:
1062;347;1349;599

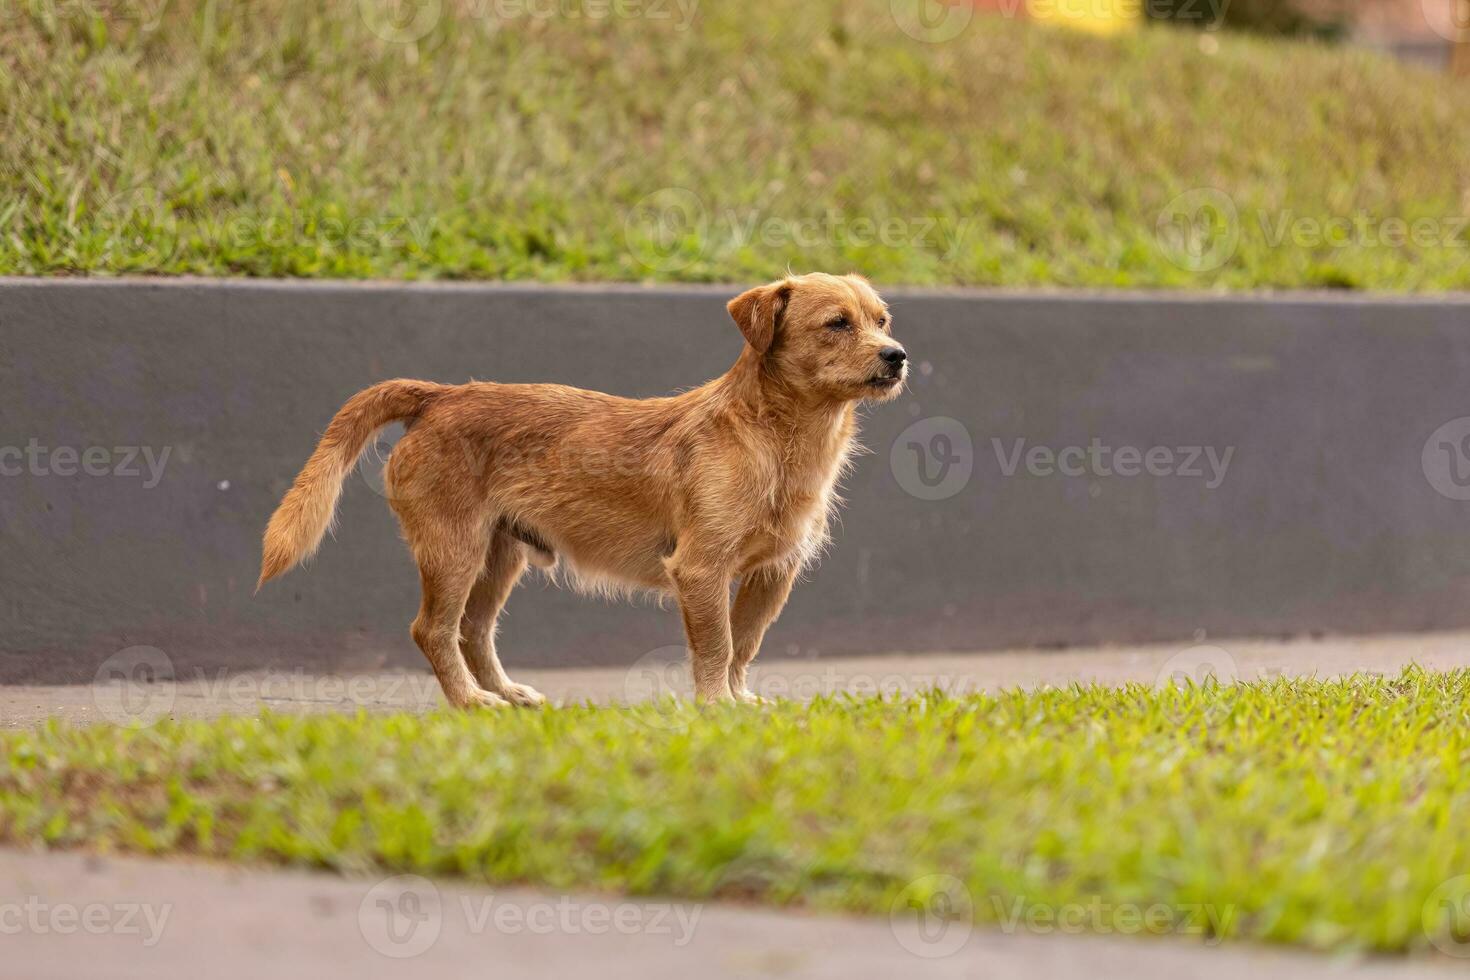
727;273;907;403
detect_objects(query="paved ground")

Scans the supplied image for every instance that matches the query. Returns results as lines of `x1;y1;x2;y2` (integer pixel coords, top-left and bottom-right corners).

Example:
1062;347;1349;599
4;628;1469;728
1;848;1461;980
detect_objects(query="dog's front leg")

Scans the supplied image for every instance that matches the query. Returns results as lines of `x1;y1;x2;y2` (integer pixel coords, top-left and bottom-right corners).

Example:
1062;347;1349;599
666;553;736;703
729;564;797;702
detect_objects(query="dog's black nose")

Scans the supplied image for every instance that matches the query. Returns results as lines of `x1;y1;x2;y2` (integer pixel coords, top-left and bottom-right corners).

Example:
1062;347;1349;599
879;346;907;366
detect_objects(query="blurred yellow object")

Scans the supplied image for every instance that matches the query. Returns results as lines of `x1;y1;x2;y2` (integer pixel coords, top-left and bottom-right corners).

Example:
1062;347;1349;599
1025;0;1141;34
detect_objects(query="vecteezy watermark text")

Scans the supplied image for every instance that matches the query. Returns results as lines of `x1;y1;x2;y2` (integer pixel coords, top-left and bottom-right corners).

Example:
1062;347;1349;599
91;646;450;726
991;895;1235;943
889;874;1235;959
1157;188;1470;273
623;189;977;272
100;185;440;253
357;875;701;958
358;0;700;44
1258;211;1470;251
0;440;171;488
992;437;1234;489
0;0;172;31
0;898;171;947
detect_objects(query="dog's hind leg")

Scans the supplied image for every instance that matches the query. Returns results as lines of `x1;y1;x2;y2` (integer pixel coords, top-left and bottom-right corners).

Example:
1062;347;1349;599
408;517;509;710
460;532;545;707
728;564;797;703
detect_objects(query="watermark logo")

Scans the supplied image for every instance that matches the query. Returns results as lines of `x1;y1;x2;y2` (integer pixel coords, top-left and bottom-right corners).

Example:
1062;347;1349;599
100;184;181;244
359;0;442;42
1156;188;1239;273
624;188;708;273
890;0;974;43
891;416;974;501
1422;417;1470;501
1156;644;1239;688
623;645;696;729
359;875;443;958
358;421;417;503
92;646;176;727
1423;874;1470;957
1422;0;1470;43
889;874;973;958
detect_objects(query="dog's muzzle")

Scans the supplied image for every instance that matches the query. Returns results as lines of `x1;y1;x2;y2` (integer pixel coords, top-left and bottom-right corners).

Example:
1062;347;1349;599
866;345;908;388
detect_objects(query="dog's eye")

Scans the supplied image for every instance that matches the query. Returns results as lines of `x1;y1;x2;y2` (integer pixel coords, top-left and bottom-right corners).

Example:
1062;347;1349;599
875;314;888;328
826;316;850;331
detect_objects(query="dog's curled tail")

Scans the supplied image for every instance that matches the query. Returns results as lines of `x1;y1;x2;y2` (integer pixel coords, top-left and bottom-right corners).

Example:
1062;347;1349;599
258;379;444;590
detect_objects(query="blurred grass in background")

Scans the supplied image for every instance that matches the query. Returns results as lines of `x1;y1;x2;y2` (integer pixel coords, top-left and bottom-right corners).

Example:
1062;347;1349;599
1;0;1468;289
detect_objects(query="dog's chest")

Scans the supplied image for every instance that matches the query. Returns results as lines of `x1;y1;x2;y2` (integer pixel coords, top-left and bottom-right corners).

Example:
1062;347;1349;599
740;441;849;571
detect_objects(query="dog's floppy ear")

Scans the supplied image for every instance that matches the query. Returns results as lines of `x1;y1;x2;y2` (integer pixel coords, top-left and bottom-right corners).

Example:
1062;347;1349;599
727;280;792;354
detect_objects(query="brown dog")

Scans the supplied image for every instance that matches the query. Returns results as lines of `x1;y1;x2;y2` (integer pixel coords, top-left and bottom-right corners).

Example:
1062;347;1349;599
258;273;907;708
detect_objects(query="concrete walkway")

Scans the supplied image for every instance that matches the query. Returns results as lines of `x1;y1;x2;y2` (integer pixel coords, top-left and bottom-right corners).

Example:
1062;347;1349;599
0;848;1459;980
4;629;1469;728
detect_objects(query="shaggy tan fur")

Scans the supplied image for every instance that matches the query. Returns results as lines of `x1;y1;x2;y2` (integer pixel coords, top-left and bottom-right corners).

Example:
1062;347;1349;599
258;273;907;707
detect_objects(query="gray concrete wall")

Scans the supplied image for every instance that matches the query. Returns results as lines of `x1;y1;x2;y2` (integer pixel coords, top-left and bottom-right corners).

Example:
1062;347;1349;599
4;278;1470;683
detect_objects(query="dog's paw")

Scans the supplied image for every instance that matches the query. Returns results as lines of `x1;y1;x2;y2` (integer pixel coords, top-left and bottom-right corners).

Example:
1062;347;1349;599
732;689;771;705
501;682;547;708
451;687;511;710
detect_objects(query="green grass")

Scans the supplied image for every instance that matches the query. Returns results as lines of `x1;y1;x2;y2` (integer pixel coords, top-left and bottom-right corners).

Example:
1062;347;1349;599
4;669;1470;956
3;1;1469;289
